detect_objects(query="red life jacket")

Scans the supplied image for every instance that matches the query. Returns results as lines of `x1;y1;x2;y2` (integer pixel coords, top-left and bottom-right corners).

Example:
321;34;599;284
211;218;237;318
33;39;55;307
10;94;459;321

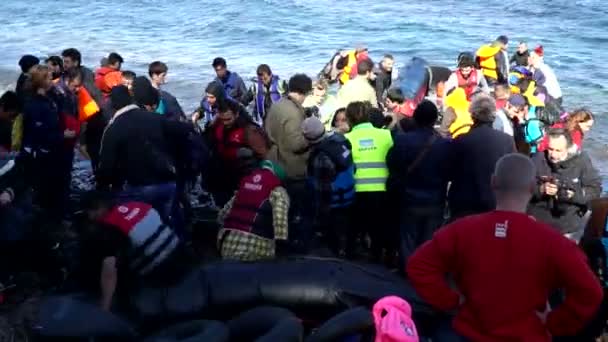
349;52;370;79
223;168;281;239
100;202;179;276
456;69;478;100
214;123;247;163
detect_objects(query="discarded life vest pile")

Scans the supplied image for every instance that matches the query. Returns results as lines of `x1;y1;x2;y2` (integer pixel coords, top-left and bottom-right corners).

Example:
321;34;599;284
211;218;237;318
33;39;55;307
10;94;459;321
32;258;438;341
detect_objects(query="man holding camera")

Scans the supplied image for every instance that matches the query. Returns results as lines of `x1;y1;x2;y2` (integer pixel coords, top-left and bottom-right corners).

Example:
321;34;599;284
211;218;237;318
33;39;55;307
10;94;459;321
528;128;601;235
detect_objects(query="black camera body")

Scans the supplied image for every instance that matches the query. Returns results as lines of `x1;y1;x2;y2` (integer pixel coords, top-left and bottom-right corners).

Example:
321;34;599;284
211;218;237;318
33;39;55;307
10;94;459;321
538;175;577;209
304;106;320;118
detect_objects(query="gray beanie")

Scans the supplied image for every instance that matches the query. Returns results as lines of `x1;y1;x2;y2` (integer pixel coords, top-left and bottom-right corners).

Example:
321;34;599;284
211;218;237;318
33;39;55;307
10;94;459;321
301;117;326;144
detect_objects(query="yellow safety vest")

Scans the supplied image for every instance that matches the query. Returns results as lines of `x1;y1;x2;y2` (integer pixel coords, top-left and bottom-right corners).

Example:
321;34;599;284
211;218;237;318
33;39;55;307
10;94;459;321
445;88;472;138
476;44;501;80
339;50;357;85
346;123;393;192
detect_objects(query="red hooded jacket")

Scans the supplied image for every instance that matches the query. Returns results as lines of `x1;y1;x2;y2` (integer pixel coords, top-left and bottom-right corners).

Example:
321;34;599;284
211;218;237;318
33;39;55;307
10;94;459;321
407;211;602;341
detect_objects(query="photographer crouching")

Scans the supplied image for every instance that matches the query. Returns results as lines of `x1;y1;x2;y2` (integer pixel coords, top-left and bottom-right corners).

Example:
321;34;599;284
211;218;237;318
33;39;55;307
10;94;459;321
528;128;601;238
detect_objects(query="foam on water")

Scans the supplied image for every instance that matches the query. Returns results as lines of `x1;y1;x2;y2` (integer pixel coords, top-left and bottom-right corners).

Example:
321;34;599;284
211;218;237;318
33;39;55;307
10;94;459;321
0;0;607;173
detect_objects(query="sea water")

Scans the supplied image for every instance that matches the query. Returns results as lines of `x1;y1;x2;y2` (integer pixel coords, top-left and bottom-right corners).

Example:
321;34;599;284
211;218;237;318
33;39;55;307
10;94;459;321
0;0;606;176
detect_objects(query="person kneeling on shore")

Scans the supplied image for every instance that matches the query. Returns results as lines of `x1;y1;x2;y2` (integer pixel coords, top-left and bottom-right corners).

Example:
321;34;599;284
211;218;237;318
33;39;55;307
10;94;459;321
407;153;602;341
217;159;290;261
80;192;193;312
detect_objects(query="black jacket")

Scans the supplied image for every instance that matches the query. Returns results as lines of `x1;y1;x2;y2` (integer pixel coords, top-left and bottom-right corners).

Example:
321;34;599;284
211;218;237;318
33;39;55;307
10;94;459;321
0;157;28;202
374;67;392;107
97;105;190;189
160;90;185;121
510;50;530;67
528;151;602;234
387;128;450;208
448;124;516;218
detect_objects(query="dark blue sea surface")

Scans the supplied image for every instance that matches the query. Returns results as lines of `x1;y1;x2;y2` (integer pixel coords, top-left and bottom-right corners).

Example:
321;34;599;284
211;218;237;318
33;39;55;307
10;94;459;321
0;0;606;175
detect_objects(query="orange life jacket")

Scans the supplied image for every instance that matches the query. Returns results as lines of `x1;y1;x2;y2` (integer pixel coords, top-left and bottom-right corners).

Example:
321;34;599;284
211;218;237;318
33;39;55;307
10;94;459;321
78;87;100;122
95;67;123;96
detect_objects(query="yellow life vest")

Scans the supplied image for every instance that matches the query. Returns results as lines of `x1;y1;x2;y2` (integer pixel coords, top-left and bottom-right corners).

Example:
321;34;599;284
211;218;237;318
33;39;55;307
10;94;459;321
11;114;23;152
445;88;472;138
346;123;393;192
339;50;357;85
476;44;501;80
522;81;545;108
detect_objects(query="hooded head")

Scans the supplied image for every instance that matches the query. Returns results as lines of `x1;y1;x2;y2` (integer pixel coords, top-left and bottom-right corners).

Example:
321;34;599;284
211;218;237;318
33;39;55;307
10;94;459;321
132;76;160;111
204;81;227;108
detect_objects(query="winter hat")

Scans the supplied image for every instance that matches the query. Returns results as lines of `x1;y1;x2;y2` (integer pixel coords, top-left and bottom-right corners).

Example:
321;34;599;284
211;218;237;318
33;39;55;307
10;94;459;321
110;85;134;111
132;76;159;108
18;55;40;73
534;45;544;57
508;94;527;108
413;100;439;127
301;117;326;144
457;53;476;68
260;160;286;181
496;35;509;45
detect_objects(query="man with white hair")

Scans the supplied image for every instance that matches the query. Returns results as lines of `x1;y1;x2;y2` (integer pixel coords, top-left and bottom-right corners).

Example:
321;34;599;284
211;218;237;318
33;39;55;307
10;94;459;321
408;153;603;341
447;94;516;219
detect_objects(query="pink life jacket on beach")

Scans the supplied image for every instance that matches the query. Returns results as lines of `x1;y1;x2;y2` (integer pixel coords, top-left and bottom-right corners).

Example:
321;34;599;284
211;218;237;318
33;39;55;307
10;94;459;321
372;296;419;342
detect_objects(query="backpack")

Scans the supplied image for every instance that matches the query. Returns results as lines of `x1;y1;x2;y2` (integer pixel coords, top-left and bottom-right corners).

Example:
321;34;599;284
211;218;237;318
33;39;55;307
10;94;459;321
372;296;419;342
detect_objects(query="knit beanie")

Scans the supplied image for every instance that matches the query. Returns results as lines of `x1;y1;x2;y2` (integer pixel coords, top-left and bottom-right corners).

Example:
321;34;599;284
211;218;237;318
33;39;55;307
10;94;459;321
18;55;40;73
534;45;544;57
496;35;509;45
301;117;326;144
132;76;159;108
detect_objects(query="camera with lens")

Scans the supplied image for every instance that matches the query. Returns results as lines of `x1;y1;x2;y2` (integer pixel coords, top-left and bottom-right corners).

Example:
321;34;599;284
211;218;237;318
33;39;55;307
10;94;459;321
304;106;320;118
538;175;576;202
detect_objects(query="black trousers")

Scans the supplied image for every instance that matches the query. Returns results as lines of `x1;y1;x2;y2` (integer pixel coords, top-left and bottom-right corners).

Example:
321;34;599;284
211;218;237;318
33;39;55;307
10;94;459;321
399;206;445;269
317;206;352;257
351;191;391;260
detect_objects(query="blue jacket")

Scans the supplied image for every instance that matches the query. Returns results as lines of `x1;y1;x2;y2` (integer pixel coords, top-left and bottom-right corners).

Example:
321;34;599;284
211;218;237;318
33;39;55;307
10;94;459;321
215;71;247;104
307;133;355;210
22;94;63;154
387;128;451;207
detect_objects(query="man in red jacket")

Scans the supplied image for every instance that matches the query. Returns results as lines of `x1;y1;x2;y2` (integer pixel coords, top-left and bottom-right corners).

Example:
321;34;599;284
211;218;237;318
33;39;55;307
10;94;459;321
407;153;602;341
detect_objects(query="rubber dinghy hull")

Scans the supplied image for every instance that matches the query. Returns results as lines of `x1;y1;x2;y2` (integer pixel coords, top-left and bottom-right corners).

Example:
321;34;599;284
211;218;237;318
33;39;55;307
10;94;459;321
130;257;437;333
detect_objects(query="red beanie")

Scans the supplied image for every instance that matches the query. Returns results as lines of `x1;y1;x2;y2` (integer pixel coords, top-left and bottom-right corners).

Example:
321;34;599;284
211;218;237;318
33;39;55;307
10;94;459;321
534;45;544;57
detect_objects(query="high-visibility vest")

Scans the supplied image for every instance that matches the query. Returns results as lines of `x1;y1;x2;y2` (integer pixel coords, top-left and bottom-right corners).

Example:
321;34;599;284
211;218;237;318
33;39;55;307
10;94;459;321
346;123;393;192
78;87;100;122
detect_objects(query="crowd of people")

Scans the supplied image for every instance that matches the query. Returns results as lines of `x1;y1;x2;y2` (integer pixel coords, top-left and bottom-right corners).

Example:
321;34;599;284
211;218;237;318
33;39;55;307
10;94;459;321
0;34;606;340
